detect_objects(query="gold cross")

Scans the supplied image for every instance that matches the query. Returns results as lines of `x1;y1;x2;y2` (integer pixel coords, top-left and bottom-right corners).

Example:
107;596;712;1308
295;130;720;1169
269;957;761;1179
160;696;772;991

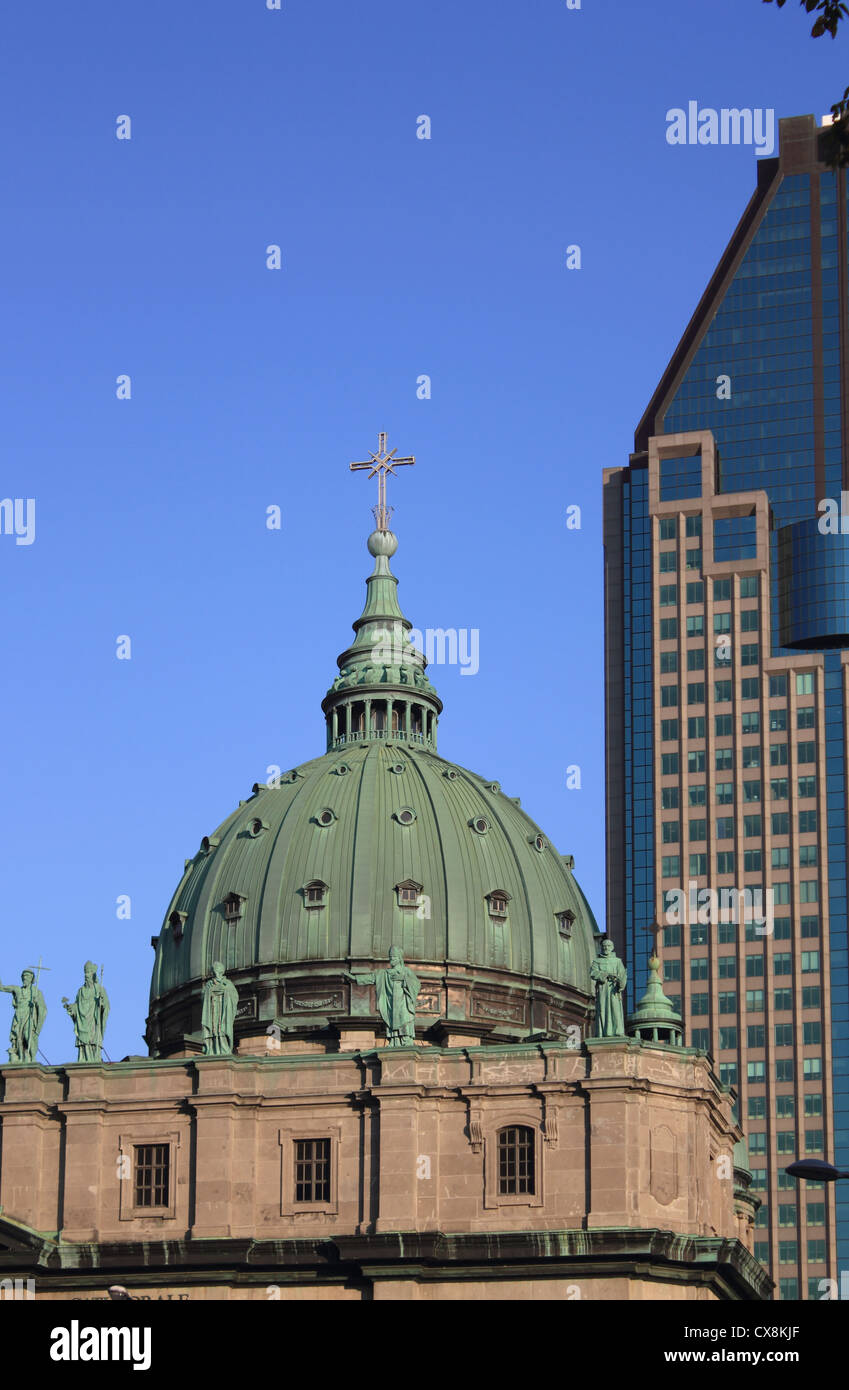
350;431;415;532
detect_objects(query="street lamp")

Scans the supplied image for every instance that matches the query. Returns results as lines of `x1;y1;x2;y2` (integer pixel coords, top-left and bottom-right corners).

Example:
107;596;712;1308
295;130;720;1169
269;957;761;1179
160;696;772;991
785;1159;849;1181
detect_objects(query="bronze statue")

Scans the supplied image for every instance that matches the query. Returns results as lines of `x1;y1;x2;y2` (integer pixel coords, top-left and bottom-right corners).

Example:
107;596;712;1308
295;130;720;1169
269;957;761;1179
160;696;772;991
201;961;239;1055
589;938;627;1037
63;961;110;1062
0;969;47;1064
347;946;420;1046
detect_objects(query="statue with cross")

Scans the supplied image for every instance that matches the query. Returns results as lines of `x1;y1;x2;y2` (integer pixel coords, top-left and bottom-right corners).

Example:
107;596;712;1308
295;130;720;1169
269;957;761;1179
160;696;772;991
0;958;48;1064
350;431;415;533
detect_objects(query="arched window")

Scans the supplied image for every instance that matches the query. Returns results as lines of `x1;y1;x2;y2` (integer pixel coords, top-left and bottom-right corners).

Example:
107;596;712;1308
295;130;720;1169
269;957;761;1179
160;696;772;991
497;1125;535;1196
486;890;511;920
223;892;246;923
303;880;328;910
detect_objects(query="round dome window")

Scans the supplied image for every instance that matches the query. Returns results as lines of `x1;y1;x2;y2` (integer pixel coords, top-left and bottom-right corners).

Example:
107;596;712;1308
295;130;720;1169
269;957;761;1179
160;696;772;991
471;817;489;835
396;807;416;826
316;808;336;827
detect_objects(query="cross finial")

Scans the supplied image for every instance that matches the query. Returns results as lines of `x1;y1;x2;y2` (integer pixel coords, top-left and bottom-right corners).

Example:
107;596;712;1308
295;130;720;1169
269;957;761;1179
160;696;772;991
350;431;415;532
24;955;51;988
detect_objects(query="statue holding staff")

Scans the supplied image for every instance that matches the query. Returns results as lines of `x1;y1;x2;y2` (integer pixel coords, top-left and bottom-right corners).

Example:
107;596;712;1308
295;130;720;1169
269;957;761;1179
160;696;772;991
63;961;110;1062
0;968;47;1064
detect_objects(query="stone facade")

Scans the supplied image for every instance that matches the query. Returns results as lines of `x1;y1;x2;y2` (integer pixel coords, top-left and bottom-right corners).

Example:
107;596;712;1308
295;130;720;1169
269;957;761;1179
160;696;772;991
0;1035;769;1300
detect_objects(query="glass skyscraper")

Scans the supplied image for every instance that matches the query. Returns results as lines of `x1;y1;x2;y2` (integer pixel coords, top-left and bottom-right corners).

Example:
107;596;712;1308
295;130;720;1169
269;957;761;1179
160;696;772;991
605;115;849;1299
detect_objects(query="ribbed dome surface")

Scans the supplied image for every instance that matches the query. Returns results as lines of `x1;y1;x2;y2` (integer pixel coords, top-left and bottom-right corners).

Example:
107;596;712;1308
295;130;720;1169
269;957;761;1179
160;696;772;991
152;743;598;995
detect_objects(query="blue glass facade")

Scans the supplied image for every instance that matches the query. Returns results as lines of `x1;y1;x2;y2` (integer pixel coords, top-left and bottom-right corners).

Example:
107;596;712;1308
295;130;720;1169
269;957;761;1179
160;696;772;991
609;126;849;1295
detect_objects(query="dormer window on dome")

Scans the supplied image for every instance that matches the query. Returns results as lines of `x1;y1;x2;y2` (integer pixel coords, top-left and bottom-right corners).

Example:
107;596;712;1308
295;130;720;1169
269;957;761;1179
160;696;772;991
396;879;423;909
487;891;511;920
223;892;246;923
303;880;328;910
557;909;576;939
168;910;187;943
471;816;490;835
248;817;268;838
201;835;220;855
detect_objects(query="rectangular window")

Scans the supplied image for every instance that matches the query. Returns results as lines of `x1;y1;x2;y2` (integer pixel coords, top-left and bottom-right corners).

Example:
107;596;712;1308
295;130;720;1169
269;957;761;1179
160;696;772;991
686;615;704;636
769;675;787;697
772;811;790;836
661;787;679;809
743;814;762;837
663;921;681;947
799;809;817;833
661;685;678;707
740;677;759;700
685;515;701;538
776;1131;796;1154
689;853;708;875
686;582;703;605
719;1062;737;1086
743;780;761;802
808;1240;827;1264
740;610;759;632
799;844;818;867
660;453;702;501
689;784;706;806
497;1126;535;1196
688;750;707;773
718;956;737;979
798;775;817;799
770;778;789;800
740;576;759;598
716;816;734;839
797;741;816;763
718;990;737;1014
747;1061;766;1082
744;850;762;872
776;1095;796;1119
715;714;733;737
690;993;709;1014
714;514;757;563
770;743;788;766
691;957;709;981
772;847;790;869
797;706;815;729
687;647;705;671
662;821;680;844
133;1144;170;1210
747;1025;765;1048
716;781;734;804
748;1096;766;1119
746;990;764;1011
691;1027;709;1049
800;881;819;903
690;922;709;946
718;920;736;943
688;717;706;739
741;712;760;734
802;985;821;1008
659;549;677;573
803;1057;822;1080
715;748;733;771
796;673;814;695
661;855;680;878
803;1021;822;1046
660;650;678;674
687;682;705;705
660;739;679;761
689;818;707;841
769;708;788;731
659;518;677;540
774;988;792;1011
659;584;677;607
713;578;731;601
776;1059;794;1082
742;746;761;768
685;548;702;571
807;1202;825;1225
715;680;732;703
802;950;820;973
778;1202;797;1227
801;916;819;937
662;957;681;981
741;644;759;666
746;955;764;978
806;1129;824;1153
295;1138;331;1203
774;953;792;975
716;851;735;874
775;1023;794;1047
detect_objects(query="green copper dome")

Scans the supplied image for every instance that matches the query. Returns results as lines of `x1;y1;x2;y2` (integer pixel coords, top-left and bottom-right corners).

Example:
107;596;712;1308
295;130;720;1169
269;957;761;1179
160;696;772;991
146;524;601;1054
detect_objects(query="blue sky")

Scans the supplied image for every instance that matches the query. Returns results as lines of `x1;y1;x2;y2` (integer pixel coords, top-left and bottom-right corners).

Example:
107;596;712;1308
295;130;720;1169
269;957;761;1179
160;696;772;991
1;1;845;1061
